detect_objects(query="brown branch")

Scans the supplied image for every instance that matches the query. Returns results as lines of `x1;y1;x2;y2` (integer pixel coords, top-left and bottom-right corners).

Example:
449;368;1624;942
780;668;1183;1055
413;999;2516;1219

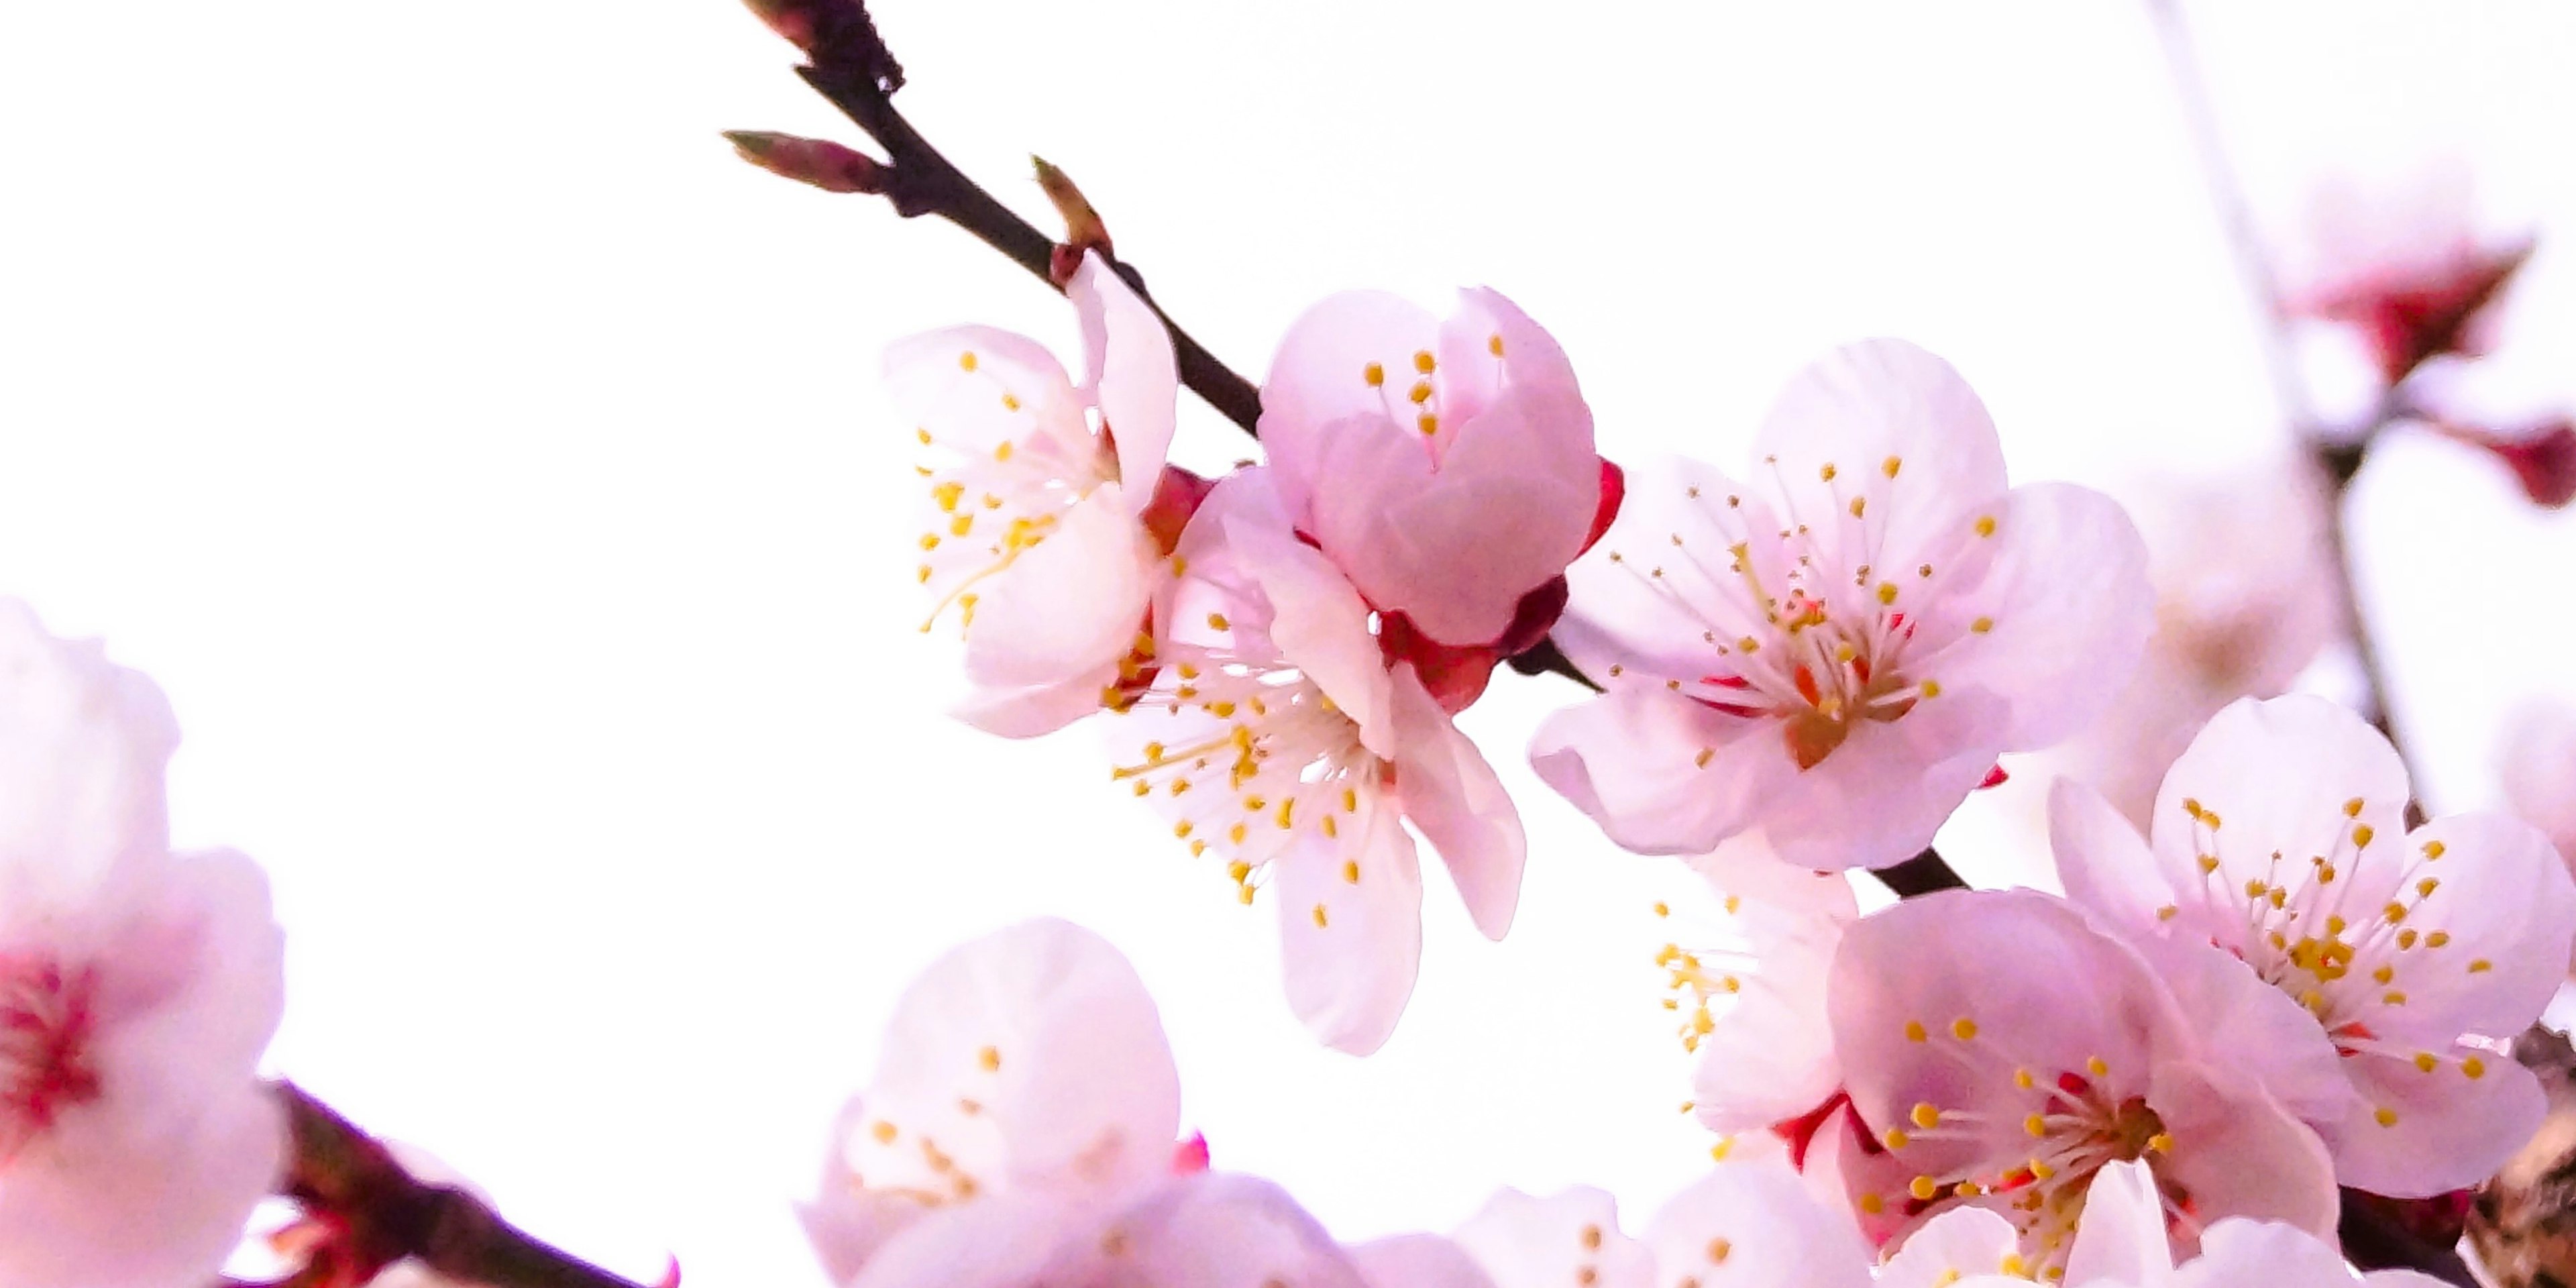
268;1081;649;1288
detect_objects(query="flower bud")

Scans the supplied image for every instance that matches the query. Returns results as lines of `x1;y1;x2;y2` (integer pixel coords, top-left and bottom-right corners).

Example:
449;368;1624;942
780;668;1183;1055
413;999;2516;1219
722;131;885;195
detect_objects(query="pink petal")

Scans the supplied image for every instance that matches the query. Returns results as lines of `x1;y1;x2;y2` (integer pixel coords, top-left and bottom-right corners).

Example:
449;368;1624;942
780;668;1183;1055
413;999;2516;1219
2375;811;2576;1042
1743;684;2012;871
0;598;179;909
1432;286;1588;431
2143;1059;2341;1243
2176;1220;2384;1288
2047;777;2173;932
1904;482;2153;749
1876;1206;2020;1288
841;1193;1079;1288
954;672;1122;740
1075;1172;1370;1288
2325;1049;2545;1197
1221;498;1394;755
1068;253;1179;508
862;919;1181;1202
885;325;1086;460
2059;1159;2174;1288
1747;339;2009;579
961;486;1153;691
1350;1236;1499;1288
1389;665;1524;941
1528;688;1797;857
1274;805;1424;1055
1550;455;1779;682
1257;292;1441;523
2123;934;2354;1128
1642;1157;1872;1288
1452;1187;1656;1288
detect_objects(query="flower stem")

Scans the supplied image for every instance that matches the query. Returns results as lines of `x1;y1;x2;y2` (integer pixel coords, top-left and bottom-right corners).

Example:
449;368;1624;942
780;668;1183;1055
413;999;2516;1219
265;1081;651;1288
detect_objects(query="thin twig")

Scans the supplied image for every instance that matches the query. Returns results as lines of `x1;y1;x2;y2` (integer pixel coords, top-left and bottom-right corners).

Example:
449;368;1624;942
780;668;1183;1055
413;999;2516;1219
269;1081;649;1288
2141;0;2424;800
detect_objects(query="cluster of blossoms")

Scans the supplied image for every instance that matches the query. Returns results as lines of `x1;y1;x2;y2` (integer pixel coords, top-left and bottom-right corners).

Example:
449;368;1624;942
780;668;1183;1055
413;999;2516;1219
878;223;2576;1283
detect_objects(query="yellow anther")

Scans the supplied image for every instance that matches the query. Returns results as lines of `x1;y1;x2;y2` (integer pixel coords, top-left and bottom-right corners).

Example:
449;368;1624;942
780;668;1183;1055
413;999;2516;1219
1695;747;1715;768
1820;463;1839;482
916;564;933;584
1950;1017;1977;1040
1363;362;1385;386
2198;855;2220;874
1418;413;1440;436
2417;877;2440;898
2424;841;2447;859
1342;860;1360;884
2384;902;2408;924
1876;582;1899;605
1919;680;1943;698
1904;1020;1929;1042
2351;825;2376;848
2415;1052;2439;1073
1000;392;1021;412
2374;1107;2399;1127
993;440;1014;462
871;1120;898;1143
1413;350;1436;374
1707;1238;1732;1264
1971;616;1994;633
1974;515;1996;537
1909;1175;1940;1201
2156;904;2178;921
1858;1193;1885;1215
2013;1067;2035;1089
1408;380;1433;405
2471;959;2493;973
1882;455;1902;478
2383;991;2407;1005
2147;1132;2174;1153
978;1045;1001;1072
2426;930;2451;948
2343;798;2365;818
958;350;979;371
1850;498;1868;518
1913;1102;1942;1128
1311;904;1329;928
1955;1181;1984;1197
1882;1127;1911;1150
1488;333;1505;357
2086;1056;2108;1077
2464;1057;2487;1079
2024;1113;2047;1137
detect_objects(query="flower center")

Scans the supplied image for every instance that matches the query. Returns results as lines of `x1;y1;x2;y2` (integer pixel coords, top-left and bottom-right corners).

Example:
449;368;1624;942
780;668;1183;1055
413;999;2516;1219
1;955;101;1163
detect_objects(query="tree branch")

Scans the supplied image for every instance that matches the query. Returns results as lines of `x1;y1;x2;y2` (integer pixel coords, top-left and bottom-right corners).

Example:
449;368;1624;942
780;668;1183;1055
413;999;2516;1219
268;1081;649;1288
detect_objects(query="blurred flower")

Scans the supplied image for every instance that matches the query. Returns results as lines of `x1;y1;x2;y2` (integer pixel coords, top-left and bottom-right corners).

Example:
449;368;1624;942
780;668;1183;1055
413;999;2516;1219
1108;470;1523;1053
2497;702;2576;926
799;918;1187;1285
2283;166;2533;390
1258;287;1611;656
891;251;1182;737
2050;695;2576;1197
0;600;287;1288
2035;467;2340;829
1532;339;2153;870
1828;889;2338;1271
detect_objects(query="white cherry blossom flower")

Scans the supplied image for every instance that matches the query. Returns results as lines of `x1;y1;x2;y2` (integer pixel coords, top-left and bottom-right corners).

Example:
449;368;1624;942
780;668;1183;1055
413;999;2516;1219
2050;694;2576;1196
0;600;287;1288
800;918;1185;1287
1258;286;1609;648
1106;469;1525;1053
1829;889;2337;1275
1532;340;2152;870
892;252;1181;737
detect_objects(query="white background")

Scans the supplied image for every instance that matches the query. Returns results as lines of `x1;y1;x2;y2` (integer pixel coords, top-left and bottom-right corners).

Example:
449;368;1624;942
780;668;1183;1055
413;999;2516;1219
2;2;2572;1284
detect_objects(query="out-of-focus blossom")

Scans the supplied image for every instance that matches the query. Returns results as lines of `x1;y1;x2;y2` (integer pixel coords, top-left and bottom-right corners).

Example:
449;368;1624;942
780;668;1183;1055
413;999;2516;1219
2034;468;2339;829
1107;469;1523;1053
1450;1187;1658;1288
1258;286;1612;655
2282;166;2534;390
1531;339;2153;870
800;918;1185;1286
1649;841;1857;1136
0;600;288;1288
1829;889;2337;1271
892;251;1184;738
2051;694;2576;1196
2408;327;2576;509
2498;702;2576;930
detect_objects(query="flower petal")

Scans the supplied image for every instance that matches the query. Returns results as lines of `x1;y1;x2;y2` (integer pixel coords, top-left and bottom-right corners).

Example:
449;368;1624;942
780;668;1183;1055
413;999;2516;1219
2377;811;2576;1042
960;485;1153;691
1529;688;1797;857
1275;802;1424;1055
1350;1235;1499;1288
885;325;1086;460
2047;777;2174;932
1389;665;1523;940
1069;253;1179;507
1641;1155;1872;1288
0;598;178;910
2325;1049;2546;1197
1258;292;1440;523
1877;1205;2021;1288
2144;1059;2341;1242
1744;684;2012;871
1453;1187;1656;1288
2057;1159;2173;1288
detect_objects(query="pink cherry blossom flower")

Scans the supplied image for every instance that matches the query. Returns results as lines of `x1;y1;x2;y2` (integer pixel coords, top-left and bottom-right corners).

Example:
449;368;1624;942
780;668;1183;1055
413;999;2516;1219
1531;339;2153;870
1648;841;1856;1136
892;251;1182;738
1829;888;2337;1274
1258;287;1609;650
1106;470;1524;1053
2050;694;2576;1197
800;918;1185;1286
0;599;287;1288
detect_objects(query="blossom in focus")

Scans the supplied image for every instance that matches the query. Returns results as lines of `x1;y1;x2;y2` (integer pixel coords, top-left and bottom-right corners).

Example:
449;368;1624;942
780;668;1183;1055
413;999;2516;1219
892;251;1183;737
2282;165;2533;390
1258;286;1611;653
1828;888;2337;1271
1106;469;1524;1053
1649;841;1857;1136
0;600;288;1288
1531;339;2153;870
799;918;1186;1286
2050;694;2576;1196
2030;467;2339;829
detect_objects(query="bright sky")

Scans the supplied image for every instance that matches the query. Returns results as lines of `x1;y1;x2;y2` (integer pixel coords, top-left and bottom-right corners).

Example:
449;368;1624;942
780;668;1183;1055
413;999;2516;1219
3;2;2573;1285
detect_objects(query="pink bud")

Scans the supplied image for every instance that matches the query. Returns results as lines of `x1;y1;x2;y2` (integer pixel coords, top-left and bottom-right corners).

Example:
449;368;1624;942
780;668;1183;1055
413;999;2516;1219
2300;239;2533;386
722;131;885;195
2436;417;2576;508
1582;457;1625;554
739;0;819;50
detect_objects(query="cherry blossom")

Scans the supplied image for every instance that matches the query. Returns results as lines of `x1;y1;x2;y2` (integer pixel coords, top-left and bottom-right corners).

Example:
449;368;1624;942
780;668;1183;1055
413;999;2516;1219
1828;888;2337;1273
1532;339;2153;870
2049;694;2576;1196
1258;286;1610;650
1648;840;1856;1136
1106;468;1525;1053
800;918;1185;1287
892;251;1182;737
0;599;288;1288
2281;164;2533;390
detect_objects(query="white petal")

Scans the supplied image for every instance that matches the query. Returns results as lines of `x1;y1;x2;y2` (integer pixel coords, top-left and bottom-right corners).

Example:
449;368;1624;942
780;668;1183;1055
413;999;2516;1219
1529;688;1799;857
1081;1173;1370;1288
1069;253;1179;507
1877;1207;2021;1288
1350;1234;1497;1288
961;486;1154;691
1275;804;1424;1055
2059;1159;2174;1288
1640;1156;1872;1288
0;598;178;914
2047;776;2175;932
885;325;1087;460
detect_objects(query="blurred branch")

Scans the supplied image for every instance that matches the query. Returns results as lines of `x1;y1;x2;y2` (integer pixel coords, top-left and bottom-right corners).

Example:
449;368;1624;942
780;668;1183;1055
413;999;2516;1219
2141;0;2423;812
263;1081;649;1288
